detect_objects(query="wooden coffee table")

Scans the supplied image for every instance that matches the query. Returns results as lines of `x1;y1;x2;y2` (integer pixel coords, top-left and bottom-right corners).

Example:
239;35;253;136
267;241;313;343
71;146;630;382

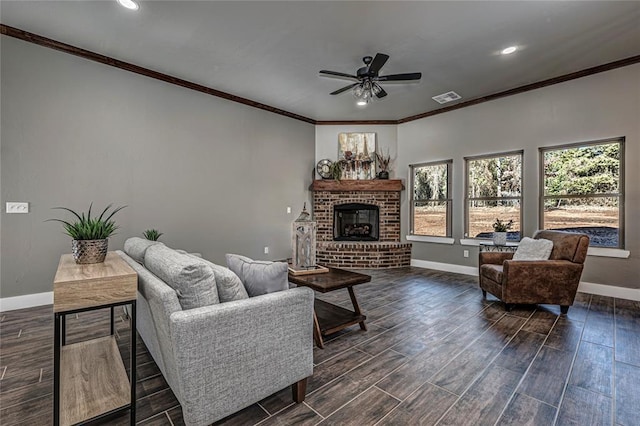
288;267;371;348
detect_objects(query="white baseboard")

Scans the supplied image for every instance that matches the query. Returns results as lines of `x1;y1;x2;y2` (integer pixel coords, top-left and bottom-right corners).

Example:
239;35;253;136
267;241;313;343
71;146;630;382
410;258;640;301
578;282;640;301
0;292;53;312
411;259;478;276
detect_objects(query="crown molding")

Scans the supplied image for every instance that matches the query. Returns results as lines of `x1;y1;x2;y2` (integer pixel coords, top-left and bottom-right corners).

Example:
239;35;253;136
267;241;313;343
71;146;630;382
397;54;640;124
0;24;316;125
3;24;639;126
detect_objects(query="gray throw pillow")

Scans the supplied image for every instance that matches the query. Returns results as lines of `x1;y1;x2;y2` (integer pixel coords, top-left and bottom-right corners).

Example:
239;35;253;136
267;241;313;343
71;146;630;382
513;237;554;261
225;254;288;297
189;255;249;303
124;237;163;264
145;244;219;310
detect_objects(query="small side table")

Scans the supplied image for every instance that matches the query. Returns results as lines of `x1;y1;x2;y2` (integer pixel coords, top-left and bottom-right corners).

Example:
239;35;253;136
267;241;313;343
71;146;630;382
53;252;137;426
479;243;518;253
288;267;371;349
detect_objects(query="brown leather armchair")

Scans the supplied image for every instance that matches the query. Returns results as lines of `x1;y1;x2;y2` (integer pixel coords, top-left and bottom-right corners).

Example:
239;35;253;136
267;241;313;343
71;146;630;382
479;230;590;314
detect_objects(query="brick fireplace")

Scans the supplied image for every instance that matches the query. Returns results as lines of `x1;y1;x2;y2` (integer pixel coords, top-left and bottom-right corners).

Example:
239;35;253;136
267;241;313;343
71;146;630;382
311;179;412;268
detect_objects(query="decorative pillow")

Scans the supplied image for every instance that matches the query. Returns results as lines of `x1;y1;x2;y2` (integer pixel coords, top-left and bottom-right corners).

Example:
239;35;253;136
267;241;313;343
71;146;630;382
124;237;163;264
225;254;288;297
189;255;249;303
145;244;219;310
513;237;554;261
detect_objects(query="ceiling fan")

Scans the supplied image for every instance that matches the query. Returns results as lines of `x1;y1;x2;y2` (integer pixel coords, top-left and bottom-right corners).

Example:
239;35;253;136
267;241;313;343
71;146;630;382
319;53;422;105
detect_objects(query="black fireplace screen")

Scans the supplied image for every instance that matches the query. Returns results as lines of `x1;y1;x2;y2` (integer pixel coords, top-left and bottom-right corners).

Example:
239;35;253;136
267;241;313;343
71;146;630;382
333;203;379;241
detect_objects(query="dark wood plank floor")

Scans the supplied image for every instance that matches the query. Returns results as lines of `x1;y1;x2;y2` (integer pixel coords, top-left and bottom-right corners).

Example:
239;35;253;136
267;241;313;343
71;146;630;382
1;267;639;425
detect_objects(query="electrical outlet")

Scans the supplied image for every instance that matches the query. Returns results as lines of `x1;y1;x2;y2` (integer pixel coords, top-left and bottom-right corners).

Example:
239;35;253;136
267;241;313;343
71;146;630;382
463;250;469;258
6;202;29;214
264;246;269;254
287;206;292;214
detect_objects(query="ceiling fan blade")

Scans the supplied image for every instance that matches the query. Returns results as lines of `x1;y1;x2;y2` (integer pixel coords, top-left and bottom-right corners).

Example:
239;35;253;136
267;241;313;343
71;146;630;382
377;72;422;82
368;53;389;74
330;83;360;95
319;70;359;80
374;85;388;99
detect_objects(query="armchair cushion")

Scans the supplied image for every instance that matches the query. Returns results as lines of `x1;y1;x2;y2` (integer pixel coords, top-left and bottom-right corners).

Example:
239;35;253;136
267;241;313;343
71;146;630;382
480;264;503;283
513;237;553;261
226;254;288;297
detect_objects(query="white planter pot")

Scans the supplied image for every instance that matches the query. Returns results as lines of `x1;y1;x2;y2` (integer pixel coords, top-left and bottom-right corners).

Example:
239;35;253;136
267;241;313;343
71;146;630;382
493;232;507;246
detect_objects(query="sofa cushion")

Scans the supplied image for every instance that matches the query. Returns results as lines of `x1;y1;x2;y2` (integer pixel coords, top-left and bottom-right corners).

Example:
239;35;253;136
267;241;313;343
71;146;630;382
513;237;553;261
124;237;163;264
225;254;288;297
190;255;249;302
481;264;503;283
145;244;220;310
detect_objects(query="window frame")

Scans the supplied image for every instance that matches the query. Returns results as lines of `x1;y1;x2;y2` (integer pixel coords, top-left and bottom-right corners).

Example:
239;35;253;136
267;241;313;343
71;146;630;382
464;149;524;241
409;159;453;238
538;137;625;249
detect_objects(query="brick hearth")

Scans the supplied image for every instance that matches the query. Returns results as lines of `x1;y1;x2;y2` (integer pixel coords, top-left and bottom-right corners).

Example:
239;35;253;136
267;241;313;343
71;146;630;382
311;180;412;268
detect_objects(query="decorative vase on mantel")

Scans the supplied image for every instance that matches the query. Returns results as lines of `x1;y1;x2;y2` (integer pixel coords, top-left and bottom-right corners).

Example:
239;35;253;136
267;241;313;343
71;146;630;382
492;232;507;246
377;171;389;180
72;239;109;264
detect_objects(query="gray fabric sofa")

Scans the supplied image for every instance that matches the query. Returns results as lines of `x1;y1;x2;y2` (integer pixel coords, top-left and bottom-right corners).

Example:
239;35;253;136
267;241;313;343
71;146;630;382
117;245;314;426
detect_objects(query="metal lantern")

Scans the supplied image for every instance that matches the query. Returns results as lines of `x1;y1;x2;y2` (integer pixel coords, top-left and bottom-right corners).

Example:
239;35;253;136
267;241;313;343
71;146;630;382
292;203;316;269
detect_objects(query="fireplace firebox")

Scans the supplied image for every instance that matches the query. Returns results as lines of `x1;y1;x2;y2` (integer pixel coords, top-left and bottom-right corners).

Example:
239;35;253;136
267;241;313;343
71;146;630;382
333;203;379;241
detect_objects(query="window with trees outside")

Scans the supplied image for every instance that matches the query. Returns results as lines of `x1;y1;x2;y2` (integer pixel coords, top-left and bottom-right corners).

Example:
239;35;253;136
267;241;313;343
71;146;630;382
540;138;624;248
465;151;523;241
410;160;452;237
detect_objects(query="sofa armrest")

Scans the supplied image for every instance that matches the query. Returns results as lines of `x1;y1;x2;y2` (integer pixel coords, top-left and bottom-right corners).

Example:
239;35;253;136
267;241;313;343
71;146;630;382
502;260;583;304
168;287;314;426
479;252;514;266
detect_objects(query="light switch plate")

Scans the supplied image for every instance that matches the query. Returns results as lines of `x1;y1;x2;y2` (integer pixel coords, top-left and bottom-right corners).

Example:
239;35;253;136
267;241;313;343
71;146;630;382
6;202;29;213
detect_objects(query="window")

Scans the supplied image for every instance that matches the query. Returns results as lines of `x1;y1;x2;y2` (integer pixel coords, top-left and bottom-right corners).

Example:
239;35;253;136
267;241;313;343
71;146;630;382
410;160;452;237
540;138;624;248
465;151;523;240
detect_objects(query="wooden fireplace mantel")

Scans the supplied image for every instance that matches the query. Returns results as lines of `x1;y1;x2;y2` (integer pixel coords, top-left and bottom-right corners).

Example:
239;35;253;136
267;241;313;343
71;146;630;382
311;179;404;192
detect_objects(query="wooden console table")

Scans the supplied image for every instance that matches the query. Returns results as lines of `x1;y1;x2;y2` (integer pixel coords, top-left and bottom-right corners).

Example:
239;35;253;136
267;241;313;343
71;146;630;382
53;252;137;426
288;267;371;348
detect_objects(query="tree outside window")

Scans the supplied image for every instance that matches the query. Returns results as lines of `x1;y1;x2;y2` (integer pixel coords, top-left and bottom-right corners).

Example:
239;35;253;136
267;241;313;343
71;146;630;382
540;138;624;248
410;160;452;237
465;151;523;240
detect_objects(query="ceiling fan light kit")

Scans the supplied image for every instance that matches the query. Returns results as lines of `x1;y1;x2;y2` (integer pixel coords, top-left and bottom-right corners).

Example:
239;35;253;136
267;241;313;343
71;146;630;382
320;53;421;106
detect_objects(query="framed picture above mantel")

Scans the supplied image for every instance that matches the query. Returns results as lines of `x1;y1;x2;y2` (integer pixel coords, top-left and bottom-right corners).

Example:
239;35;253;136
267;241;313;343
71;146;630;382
338;132;376;180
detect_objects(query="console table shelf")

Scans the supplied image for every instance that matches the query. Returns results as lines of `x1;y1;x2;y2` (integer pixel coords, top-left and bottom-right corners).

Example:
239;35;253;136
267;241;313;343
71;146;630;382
53;252;137;426
60;336;130;426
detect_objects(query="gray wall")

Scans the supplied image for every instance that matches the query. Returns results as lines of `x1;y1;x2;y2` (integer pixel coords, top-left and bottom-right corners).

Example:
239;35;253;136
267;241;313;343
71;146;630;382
1;37;315;298
397;64;639;289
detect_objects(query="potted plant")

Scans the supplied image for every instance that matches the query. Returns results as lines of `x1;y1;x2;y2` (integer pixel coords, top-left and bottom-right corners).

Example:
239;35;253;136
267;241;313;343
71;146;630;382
143;229;163;241
375;149;392;179
492;218;513;246
49;203;126;264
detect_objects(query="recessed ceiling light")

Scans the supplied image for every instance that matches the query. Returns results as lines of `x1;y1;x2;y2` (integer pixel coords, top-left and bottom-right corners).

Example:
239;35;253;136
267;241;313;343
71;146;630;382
117;0;139;11
501;46;518;55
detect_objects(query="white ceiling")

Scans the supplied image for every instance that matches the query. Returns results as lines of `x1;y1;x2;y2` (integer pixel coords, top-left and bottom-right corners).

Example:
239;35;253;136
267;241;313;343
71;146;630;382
2;1;639;121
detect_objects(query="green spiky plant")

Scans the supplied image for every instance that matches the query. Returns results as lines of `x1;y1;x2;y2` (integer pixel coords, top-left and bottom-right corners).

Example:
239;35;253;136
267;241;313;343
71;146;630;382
143;229;163;241
492;218;514;232
49;203;126;240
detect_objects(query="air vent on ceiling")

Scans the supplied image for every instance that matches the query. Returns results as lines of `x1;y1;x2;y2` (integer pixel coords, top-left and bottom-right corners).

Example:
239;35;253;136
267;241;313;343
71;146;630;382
432;91;462;104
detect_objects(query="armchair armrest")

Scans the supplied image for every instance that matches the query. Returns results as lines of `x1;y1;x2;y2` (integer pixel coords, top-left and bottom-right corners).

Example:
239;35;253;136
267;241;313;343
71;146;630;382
168;287;314;426
502;260;583;304
479;251;514;266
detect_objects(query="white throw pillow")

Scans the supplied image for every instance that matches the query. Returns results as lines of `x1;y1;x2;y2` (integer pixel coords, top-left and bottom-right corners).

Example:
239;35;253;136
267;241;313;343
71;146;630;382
513;237;554;261
225;254;288;297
